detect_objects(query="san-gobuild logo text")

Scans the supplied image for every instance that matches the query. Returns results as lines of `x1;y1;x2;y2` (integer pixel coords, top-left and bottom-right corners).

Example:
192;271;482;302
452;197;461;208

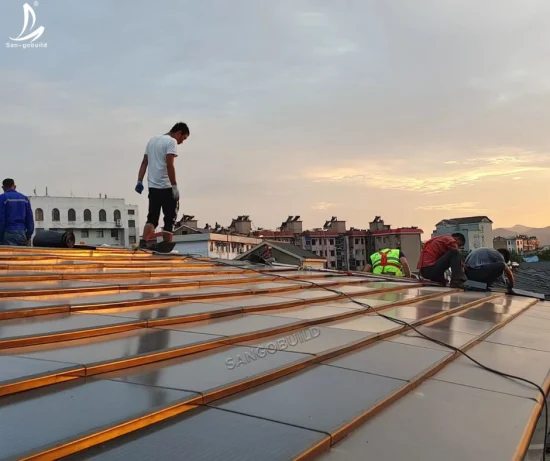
225;327;321;370
6;3;47;49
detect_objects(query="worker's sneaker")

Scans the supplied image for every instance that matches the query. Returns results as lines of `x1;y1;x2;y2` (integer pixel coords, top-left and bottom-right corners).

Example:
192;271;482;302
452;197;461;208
450;280;465;289
138;239;147;249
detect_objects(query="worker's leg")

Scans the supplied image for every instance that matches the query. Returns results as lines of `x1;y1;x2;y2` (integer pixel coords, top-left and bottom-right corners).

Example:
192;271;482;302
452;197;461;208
421;249;465;284
140;188;162;246
2;230;27;246
161;188;177;242
466;262;505;286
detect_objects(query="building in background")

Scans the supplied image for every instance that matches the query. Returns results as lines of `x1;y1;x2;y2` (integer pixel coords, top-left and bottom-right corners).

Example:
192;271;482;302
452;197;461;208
172;233;262;259
29;194;139;247
171;214;422;269
432;216;493;251
493;234;540;255
236;241;326;269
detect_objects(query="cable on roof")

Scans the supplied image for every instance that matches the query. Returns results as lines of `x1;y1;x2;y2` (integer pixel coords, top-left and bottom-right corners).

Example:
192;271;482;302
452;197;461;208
138;248;549;459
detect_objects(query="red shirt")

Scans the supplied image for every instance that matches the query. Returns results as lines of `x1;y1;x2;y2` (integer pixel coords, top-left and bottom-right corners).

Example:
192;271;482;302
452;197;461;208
417;235;458;269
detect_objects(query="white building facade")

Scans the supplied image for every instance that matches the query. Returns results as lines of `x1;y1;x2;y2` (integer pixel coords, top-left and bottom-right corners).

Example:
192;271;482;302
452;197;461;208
172;233;263;259
29;195;139;247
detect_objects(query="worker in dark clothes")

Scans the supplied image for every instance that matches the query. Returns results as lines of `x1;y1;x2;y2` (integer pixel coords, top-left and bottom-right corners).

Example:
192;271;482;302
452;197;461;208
465;248;514;290
364;248;412;278
0;178;34;246
418;233;466;288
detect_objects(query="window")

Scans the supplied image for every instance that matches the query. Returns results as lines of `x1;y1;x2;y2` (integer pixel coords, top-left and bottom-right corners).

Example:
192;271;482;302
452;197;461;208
330;261;336;268
52;208;60;222
129;236;136;244
99;209;107;222
210;242;214;252
355;238;359;245
83;209;91;222
128;209;135;215
68;209;76;222
311;239;316;245
35;208;44;221
111;229;118;238
114;210;121;221
97;230;104;238
330;250;335;257
330;239;334;245
128;220;136;228
81;230;89;238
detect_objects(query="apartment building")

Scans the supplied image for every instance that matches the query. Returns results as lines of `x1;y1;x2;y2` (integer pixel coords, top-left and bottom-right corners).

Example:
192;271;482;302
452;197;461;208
29;194;139;247
432;216;493;252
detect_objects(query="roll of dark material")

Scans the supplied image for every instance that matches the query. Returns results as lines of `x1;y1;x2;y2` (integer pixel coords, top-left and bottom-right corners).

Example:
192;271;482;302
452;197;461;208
33;230;75;248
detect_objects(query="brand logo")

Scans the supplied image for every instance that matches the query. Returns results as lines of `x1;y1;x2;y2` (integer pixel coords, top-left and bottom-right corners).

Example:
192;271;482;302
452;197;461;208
6;2;47;49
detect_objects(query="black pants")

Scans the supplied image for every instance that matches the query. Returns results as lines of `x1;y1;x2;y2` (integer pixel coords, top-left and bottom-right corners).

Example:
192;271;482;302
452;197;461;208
421;248;465;283
147;188;177;232
466;262;505;287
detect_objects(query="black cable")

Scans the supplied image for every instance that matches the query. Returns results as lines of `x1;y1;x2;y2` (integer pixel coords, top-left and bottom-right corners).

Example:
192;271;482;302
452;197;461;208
142;249;549;458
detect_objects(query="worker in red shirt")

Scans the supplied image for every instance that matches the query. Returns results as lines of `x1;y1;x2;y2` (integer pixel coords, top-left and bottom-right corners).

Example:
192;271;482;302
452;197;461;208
417;233;467;288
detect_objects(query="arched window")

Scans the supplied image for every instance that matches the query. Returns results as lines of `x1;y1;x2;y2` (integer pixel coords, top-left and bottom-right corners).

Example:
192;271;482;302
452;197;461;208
83;209;91;222
52;208;60;222
99;209;107;222
35;208;44;222
68;208;76;222
113;209;121;221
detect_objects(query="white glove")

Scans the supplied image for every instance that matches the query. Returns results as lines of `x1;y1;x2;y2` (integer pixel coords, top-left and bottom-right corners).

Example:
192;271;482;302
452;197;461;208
172;185;180;201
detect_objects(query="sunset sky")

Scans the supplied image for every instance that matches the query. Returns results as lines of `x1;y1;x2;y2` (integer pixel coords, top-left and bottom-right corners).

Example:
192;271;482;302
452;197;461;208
1;0;549;235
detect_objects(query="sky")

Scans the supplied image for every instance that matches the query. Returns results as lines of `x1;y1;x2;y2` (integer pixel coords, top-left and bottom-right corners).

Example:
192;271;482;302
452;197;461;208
1;0;550;235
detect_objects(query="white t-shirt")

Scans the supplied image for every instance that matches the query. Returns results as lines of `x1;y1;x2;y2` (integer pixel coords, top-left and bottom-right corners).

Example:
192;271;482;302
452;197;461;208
145;135;178;189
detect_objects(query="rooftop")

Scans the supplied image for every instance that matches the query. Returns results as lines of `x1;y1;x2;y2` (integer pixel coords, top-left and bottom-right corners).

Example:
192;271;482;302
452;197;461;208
0;246;548;460
437;216;493;225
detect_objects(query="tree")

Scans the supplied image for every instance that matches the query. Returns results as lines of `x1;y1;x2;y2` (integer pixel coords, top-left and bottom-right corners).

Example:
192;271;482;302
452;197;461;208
509;251;523;264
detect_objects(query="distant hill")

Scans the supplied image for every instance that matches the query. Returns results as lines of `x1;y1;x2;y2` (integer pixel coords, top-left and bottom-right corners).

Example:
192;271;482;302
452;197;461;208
493;225;550;245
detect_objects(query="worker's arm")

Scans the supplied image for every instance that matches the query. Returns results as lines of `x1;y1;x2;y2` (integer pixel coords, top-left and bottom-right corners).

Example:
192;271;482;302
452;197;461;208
137;155;148;182
25;199;34;242
135;155;148;194
400;257;411;278
504;264;515;290
166;154;180;201
166;154;177;185
0;196;5;243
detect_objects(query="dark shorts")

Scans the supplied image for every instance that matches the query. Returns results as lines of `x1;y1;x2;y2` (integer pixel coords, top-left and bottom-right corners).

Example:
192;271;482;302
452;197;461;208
146;188;178;233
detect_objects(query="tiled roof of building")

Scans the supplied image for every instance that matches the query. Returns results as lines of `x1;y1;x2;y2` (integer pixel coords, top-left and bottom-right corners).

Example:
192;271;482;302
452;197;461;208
495;262;550;300
0;246;548;460
268;241;326;260
437;216;493;225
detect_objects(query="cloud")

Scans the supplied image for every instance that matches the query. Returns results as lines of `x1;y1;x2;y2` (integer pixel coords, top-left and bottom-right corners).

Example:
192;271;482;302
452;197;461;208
304;149;550;194
312;202;336;211
415;202;486;212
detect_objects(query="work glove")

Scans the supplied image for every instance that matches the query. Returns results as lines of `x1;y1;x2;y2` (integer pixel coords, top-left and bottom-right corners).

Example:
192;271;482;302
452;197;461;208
135;181;144;194
172;185;180;201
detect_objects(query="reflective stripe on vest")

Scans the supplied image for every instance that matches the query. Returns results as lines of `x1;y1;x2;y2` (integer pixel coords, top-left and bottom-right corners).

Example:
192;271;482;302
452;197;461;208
370;249;403;276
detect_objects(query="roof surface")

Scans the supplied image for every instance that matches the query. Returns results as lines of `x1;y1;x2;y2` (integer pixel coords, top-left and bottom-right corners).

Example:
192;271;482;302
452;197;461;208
438;216;493;225
269;241;326;260
0;246;548;460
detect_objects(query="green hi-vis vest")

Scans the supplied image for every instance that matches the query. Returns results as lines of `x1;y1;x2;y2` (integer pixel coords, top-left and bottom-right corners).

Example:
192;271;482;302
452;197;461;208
370;249;403;276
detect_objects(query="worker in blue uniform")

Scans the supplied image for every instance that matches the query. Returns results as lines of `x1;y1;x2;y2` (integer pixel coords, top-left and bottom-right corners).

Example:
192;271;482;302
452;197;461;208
0;178;34;246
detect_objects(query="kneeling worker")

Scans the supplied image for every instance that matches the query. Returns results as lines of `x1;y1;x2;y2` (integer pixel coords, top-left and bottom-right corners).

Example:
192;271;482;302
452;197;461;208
465;247;514;290
418;233;467;288
364;248;411;278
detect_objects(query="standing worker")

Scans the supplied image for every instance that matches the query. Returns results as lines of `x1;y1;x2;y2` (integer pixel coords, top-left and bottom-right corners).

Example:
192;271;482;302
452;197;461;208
135;122;190;248
418;233;467;288
364;248;411;278
465;247;514;290
0;178;34;246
